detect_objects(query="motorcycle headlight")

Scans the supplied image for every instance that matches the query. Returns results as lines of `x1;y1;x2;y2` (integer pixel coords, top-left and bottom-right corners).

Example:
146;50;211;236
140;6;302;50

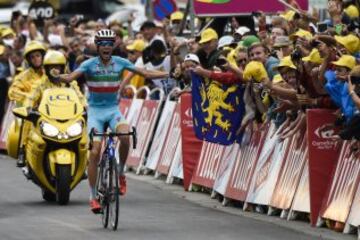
66;122;82;137
41;122;59;137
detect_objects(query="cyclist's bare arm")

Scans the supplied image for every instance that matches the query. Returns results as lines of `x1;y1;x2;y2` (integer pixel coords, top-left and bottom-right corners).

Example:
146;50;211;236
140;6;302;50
132;67;169;79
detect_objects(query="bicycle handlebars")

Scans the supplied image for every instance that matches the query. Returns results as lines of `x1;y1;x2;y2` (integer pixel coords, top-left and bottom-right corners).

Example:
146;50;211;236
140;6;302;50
89;127;137;150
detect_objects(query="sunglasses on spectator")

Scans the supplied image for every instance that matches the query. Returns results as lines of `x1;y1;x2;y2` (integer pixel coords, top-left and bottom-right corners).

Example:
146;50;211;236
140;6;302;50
237;58;247;64
128;51;135;55
97;41;114;47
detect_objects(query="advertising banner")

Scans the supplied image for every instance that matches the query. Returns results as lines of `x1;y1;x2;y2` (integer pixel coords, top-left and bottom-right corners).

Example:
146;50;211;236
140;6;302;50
145;100;177;171
156;104;181;175
126;100;161;172
119;98;133;118
346;168;360;228
191;141;225;188
180;94;203;190
166;138;184;183
270;134;307;210
213;143;239;196
290;157;311;215
320;142;360;223
193;0;308;17
246;123;292;205
224;125;267;201
307;109;342;226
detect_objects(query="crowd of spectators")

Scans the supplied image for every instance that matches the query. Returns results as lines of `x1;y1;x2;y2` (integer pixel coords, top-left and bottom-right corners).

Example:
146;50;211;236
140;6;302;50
1;0;360;144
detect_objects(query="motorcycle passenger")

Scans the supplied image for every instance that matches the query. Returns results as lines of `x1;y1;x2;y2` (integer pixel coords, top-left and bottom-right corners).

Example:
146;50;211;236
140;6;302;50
8;40;47;167
23;50;86;109
56;29;169;214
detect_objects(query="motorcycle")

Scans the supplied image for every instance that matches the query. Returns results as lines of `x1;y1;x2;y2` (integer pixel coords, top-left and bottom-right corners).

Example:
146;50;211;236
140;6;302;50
11;87;88;205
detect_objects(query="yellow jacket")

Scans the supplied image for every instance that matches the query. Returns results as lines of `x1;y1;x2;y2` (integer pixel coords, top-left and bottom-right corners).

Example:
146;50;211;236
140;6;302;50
8;68;47;104
23;78;87;109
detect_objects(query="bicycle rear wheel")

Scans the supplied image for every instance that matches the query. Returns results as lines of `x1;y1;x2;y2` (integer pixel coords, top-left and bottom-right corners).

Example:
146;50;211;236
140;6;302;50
109;157;119;230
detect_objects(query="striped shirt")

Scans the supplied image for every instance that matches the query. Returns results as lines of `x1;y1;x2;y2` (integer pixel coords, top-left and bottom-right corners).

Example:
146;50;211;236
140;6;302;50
76;56;135;107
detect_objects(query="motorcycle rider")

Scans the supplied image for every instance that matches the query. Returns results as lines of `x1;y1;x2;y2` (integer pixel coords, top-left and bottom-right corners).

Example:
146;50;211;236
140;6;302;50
8;40;47;167
23;50;86;109
55;29;169;213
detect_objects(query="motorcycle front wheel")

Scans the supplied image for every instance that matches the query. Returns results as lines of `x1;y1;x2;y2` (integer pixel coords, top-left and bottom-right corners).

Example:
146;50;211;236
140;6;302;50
42;189;56;202
56;165;71;205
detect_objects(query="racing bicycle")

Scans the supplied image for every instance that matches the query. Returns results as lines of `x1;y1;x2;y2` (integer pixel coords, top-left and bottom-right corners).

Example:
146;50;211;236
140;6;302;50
89;127;137;230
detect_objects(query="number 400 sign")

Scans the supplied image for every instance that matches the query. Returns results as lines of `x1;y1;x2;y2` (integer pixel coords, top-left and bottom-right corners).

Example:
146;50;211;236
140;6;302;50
28;0;55;20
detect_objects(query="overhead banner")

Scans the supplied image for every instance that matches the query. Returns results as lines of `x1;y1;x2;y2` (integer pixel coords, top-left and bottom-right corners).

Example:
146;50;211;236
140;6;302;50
193;0;308;16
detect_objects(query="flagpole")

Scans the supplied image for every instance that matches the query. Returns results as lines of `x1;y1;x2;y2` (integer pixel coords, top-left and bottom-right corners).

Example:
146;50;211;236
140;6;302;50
189;0;195;37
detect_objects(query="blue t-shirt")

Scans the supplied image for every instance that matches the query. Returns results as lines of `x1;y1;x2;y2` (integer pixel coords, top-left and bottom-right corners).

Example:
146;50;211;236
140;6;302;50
325;70;355;121
76;56;136;107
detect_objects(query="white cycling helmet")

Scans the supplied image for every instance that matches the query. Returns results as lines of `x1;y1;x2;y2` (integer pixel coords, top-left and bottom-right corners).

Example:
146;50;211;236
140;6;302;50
94;29;116;44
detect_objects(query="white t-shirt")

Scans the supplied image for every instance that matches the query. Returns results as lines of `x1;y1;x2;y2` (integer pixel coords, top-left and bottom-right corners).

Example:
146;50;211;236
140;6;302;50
144;55;176;92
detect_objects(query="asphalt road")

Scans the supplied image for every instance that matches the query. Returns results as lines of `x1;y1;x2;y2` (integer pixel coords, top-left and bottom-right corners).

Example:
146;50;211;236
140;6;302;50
0;153;351;240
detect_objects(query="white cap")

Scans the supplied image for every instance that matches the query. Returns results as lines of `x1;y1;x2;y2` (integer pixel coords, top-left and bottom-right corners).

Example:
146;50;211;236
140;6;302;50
235;26;250;36
184;53;200;64
217;35;234;49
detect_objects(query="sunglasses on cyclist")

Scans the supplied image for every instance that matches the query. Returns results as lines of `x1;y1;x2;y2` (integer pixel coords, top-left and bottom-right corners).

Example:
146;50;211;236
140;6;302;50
97;41;114;47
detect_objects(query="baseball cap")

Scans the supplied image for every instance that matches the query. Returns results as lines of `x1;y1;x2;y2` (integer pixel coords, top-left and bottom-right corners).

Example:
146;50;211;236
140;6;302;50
334;34;360;54
344;5;359;19
1;28;15;38
302;48;323;64
243;61;268;82
198;28;218;44
170;11;184;21
290;29;313;41
126;39;146;52
332;55;356;69
184;53;200;64
235;26;250;36
218;35;234;49
273;56;297;71
273;36;292;48
241;35;260;48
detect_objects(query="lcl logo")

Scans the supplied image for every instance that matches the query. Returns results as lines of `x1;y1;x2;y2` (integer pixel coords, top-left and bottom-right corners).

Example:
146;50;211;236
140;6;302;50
49;94;73;102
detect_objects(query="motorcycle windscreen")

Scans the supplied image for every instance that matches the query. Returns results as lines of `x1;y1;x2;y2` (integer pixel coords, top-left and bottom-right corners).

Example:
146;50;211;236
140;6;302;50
38;88;83;120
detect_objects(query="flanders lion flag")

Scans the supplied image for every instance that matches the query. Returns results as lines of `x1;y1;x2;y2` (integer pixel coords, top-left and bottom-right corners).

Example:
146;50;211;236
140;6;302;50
191;72;245;145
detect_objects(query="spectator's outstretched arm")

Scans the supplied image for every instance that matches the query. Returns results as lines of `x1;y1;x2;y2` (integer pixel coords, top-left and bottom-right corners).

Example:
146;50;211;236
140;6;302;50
263;78;297;101
132;67;169;79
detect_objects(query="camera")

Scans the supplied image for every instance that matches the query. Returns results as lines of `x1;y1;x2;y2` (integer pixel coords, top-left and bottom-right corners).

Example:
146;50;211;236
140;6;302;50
290;50;302;61
317;22;328;33
216;57;227;67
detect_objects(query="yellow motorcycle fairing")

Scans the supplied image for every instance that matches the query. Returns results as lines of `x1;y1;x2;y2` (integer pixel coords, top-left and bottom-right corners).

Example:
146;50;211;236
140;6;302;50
38;88;84;121
6;119;20;158
48;149;75;177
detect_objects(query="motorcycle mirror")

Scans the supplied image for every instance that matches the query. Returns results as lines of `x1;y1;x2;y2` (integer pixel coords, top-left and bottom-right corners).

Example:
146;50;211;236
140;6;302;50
12;107;29;119
12;107;39;123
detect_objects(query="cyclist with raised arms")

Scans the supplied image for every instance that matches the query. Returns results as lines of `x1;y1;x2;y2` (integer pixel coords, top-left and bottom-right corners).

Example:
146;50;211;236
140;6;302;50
55;29;169;213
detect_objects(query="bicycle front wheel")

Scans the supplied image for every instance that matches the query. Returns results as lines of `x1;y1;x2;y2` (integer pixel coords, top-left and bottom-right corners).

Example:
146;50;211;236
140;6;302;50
98;156;109;229
109;157;119;230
